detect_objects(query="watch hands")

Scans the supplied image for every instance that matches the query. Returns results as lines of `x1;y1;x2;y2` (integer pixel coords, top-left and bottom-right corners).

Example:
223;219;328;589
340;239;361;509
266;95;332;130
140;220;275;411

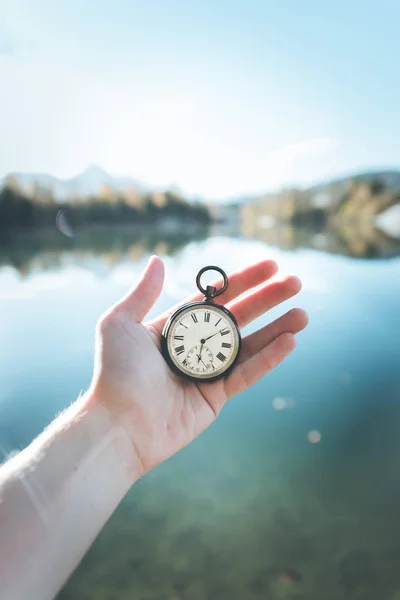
194;355;210;369
197;342;212;368
201;329;224;343
197;330;224;363
197;341;204;363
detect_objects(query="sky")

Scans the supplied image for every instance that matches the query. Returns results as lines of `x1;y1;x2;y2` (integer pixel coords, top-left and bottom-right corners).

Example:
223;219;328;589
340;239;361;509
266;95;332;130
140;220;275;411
0;0;399;199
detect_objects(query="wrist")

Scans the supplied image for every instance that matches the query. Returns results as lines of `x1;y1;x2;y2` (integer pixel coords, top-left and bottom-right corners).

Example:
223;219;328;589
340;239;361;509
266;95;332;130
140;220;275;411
0;391;142;600
81;389;144;484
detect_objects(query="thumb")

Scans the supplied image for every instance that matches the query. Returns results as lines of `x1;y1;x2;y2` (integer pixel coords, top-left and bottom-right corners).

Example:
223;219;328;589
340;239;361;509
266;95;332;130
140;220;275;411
116;255;165;322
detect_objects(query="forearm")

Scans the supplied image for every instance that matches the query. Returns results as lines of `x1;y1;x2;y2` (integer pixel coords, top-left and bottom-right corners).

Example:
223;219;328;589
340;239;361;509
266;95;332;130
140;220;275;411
0;393;139;600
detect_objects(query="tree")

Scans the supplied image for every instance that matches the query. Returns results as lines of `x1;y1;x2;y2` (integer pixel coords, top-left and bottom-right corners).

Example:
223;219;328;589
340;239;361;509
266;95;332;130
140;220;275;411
369;177;385;195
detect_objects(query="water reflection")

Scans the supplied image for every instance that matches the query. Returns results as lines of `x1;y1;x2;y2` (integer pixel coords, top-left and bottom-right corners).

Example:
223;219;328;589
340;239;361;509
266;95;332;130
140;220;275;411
1;219;399;279
0;224;210;276
0;226;400;600
240;220;400;259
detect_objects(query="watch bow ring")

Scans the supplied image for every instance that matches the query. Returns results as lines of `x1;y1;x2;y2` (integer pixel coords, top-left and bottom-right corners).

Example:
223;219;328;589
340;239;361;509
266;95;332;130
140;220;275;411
161;266;241;382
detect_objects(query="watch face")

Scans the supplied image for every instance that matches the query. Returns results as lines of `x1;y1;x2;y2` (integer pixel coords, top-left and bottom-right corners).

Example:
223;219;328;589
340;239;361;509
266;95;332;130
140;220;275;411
162;302;241;381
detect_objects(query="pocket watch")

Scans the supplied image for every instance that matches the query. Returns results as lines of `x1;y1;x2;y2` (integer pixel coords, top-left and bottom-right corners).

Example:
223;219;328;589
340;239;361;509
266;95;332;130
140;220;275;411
161;266;241;382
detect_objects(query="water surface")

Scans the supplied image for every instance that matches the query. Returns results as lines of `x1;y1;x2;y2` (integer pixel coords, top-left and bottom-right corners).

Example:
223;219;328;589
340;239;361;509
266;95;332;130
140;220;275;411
1;226;400;600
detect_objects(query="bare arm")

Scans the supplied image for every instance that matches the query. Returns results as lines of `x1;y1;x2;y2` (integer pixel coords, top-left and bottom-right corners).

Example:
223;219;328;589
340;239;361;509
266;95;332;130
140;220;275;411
0;395;138;600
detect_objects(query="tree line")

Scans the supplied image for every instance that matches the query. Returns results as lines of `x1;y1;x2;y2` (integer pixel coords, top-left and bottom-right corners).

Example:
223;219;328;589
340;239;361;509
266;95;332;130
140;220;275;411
0;184;211;232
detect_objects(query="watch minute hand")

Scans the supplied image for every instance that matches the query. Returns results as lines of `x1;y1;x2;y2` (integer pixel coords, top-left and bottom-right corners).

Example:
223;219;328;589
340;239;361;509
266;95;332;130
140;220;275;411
203;329;223;342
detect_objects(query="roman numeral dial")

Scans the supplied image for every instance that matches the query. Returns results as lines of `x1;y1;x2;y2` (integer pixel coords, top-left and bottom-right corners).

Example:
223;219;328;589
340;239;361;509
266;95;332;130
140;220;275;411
165;304;240;381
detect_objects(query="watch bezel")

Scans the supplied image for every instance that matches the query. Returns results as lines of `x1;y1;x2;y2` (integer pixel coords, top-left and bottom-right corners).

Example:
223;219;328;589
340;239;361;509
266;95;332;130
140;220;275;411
161;300;242;383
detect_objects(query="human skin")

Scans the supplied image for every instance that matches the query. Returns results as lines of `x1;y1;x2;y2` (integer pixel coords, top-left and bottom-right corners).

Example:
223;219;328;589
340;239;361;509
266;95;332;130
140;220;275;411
0;257;308;600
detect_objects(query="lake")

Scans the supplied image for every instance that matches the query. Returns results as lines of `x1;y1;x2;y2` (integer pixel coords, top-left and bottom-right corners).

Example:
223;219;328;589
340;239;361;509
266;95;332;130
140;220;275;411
1;224;400;600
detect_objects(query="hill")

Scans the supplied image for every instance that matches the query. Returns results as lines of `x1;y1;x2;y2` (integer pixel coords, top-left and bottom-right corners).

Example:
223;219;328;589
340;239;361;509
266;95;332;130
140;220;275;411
240;169;400;241
1;165;147;200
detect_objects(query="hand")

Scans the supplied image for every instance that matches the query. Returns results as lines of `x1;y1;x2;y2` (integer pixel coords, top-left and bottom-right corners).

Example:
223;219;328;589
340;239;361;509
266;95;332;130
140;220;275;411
202;329;223;343
200;357;210;370
88;256;308;479
197;343;203;363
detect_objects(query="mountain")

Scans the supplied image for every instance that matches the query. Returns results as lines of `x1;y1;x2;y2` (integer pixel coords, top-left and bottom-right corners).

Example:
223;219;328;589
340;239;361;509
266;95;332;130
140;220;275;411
240;168;400;241
1;165;147;200
310;169;400;192
240;169;400;213
307;169;400;207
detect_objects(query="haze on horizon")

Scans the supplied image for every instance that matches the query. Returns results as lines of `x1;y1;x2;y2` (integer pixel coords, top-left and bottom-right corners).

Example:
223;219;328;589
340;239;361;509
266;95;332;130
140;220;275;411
1;0;399;199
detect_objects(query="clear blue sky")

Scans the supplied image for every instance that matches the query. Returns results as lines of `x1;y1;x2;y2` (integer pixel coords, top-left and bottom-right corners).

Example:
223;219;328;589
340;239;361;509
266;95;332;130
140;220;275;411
0;0;399;198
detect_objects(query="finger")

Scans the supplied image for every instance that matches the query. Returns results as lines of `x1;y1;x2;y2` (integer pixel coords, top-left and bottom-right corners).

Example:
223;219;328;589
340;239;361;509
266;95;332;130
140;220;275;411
115;255;164;322
239;308;308;364
224;332;296;399
227;275;302;328
149;259;278;332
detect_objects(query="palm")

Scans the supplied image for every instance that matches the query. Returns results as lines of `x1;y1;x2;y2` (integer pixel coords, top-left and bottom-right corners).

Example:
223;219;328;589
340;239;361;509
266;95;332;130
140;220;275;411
91;257;307;475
